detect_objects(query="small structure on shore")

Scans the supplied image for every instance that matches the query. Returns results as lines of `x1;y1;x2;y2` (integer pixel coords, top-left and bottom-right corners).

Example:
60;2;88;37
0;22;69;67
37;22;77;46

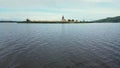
62;16;66;22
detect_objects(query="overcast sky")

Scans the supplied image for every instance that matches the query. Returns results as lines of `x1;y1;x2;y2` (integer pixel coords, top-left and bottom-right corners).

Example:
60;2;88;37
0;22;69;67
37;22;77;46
0;0;120;21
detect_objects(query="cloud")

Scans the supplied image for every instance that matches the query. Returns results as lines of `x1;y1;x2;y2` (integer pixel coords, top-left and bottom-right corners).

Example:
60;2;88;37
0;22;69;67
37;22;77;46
0;11;63;21
0;0;57;9
0;7;119;21
0;0;119;20
83;0;114;3
0;0;119;8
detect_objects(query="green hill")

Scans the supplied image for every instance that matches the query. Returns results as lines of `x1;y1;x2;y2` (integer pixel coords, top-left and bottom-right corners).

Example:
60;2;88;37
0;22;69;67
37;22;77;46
93;16;120;22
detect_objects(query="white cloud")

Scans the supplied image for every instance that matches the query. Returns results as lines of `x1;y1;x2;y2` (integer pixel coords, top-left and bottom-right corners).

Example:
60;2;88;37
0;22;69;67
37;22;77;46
0;11;62;21
82;0;115;3
0;0;119;20
0;7;119;21
0;0;119;8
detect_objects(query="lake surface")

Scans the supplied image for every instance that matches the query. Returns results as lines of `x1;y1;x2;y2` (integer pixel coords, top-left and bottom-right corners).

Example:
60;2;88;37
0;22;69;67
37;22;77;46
0;23;120;68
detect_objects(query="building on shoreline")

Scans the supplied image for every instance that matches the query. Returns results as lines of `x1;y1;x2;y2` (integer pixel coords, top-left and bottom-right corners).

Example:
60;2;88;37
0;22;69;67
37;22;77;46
62;16;66;22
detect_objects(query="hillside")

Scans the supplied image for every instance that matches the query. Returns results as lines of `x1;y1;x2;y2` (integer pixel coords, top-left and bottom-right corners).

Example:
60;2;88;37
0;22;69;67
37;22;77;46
93;16;120;22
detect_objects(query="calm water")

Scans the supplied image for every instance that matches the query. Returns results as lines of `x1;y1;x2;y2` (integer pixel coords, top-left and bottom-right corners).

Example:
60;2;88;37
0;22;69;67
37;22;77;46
0;23;120;68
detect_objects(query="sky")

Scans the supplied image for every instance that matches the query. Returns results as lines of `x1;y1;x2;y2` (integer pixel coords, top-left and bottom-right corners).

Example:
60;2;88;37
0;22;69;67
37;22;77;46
0;0;120;21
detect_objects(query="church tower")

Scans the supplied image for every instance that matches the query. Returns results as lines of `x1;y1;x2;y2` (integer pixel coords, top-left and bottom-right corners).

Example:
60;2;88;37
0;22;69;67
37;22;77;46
62;16;66;21
62;16;64;21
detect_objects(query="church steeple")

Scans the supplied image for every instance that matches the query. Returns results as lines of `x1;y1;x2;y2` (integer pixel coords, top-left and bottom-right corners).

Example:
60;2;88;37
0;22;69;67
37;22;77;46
62;16;64;21
62;16;66;21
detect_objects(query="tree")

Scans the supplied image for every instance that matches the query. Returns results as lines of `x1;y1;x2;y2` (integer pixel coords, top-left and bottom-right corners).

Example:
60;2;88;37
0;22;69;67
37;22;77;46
68;19;71;22
26;19;30;22
72;19;74;22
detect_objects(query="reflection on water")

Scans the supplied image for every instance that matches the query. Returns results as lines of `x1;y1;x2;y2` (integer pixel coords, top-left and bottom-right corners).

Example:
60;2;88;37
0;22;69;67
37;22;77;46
0;23;120;68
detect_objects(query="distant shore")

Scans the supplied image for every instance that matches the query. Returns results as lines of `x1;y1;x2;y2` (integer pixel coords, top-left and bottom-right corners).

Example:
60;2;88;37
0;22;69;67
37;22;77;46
17;21;92;23
0;21;120;23
0;16;120;23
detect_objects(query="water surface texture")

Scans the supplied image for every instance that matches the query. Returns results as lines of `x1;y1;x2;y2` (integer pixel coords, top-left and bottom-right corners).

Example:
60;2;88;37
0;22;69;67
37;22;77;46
0;23;120;68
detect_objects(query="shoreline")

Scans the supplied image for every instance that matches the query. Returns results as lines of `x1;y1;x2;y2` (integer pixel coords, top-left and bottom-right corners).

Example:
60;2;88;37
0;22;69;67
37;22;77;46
0;21;120;24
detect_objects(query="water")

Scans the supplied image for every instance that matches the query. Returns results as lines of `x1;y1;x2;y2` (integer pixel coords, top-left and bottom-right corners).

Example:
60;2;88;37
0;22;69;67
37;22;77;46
0;23;120;68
